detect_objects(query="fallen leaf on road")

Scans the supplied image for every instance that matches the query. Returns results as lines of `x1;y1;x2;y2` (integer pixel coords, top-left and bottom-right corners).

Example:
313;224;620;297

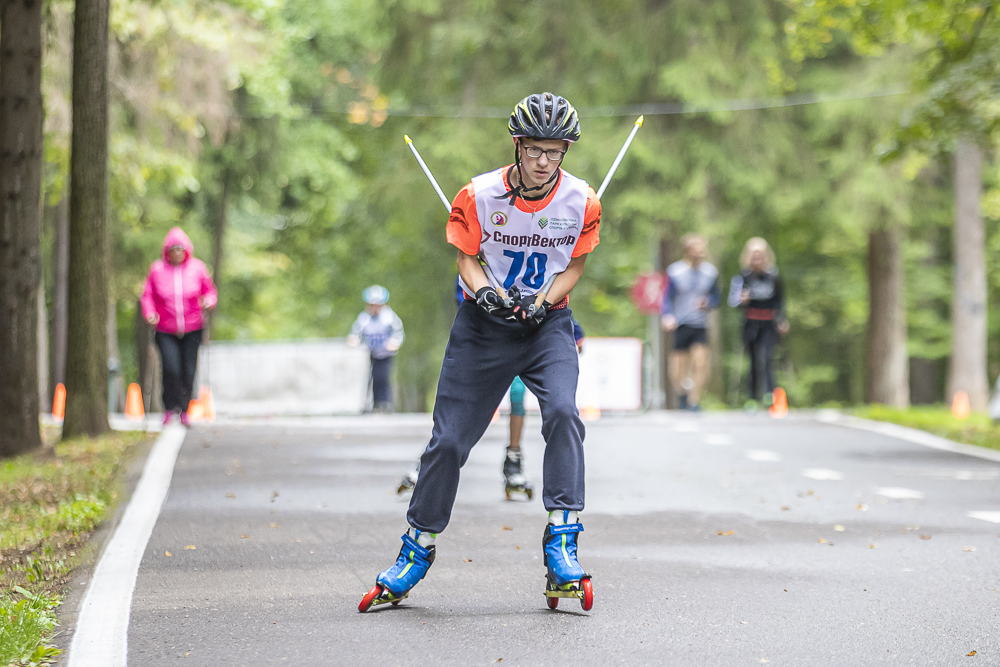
856;504;868;511
309;550;315;554
270;523;279;528
185;545;196;550
241;535;250;539
226;493;236;499
963;546;976;552
869;544;876;549
920;535;931;540
464;559;472;563
165;551;172;557
515;545;520;550
501;526;513;531
271;491;279;502
818;538;827;544
968;651;977;656
780;506;790;511
834;525;845;532
495;660;503;663
718;530;734;536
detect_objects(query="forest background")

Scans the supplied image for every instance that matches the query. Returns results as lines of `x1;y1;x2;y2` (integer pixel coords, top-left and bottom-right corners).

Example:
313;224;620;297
27;0;1000;413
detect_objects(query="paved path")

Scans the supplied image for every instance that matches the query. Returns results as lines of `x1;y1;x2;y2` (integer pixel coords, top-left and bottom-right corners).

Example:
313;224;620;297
118;413;1000;665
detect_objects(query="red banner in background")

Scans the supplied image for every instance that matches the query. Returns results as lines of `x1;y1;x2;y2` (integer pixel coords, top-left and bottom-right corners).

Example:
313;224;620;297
630;272;666;315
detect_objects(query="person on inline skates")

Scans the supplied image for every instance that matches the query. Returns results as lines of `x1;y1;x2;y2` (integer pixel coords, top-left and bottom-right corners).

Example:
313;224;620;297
360;92;599;612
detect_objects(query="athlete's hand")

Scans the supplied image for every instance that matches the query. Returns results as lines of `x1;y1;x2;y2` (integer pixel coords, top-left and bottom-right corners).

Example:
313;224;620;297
661;314;678;332
476;286;513;317
777;320;790;335
512;294;549;330
146;313;159;326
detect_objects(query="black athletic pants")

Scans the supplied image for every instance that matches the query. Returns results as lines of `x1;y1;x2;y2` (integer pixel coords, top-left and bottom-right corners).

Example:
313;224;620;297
155;329;202;413
407;302;585;534
371;356;393;407
744;320;777;401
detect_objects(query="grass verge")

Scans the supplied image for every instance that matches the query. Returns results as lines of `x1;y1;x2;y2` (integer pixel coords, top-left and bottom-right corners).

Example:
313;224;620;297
854;404;1000;453
0;426;152;666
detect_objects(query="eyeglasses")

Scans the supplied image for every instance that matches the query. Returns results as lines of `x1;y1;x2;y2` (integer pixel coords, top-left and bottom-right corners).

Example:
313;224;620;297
521;145;566;162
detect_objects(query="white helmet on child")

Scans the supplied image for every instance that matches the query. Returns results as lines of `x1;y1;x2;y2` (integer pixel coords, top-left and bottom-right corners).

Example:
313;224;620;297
363;285;390;305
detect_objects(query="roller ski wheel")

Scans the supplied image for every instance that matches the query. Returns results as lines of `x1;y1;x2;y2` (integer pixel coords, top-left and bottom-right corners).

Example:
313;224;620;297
396;464;420;495
544;574;593;611
358;584;409;613
504;481;534;501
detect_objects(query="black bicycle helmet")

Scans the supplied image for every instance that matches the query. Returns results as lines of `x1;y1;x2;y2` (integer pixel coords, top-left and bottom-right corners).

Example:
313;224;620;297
508;92;581;143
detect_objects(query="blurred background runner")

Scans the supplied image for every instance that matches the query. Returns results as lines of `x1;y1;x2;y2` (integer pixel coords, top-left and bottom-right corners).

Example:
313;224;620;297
348;285;405;413
140;227;217;426
728;237;789;411
660;233;719;411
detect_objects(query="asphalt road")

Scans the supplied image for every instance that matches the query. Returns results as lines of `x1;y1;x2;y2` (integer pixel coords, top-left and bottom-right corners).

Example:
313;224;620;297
123;412;1000;665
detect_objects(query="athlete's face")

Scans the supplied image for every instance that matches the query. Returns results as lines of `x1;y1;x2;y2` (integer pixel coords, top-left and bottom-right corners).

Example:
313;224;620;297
516;138;567;189
366;303;383;316
749;249;767;272
685;239;707;264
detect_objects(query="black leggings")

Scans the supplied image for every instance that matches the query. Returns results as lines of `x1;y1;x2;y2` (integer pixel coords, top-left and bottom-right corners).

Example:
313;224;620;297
744;320;777;401
371;356;393;407
155;329;202;412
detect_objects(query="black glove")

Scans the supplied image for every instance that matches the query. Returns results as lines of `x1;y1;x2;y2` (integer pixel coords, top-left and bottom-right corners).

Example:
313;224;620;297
476;286;513;317
511;293;551;329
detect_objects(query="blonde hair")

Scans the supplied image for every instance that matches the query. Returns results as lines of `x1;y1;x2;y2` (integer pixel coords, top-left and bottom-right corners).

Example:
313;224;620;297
680;233;706;252
739;237;775;271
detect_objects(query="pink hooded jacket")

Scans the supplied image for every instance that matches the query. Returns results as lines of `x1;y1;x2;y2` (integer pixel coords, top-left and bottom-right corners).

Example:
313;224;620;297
141;228;218;335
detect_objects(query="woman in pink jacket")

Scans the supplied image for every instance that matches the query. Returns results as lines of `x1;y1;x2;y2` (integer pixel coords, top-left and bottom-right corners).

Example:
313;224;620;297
141;228;218;426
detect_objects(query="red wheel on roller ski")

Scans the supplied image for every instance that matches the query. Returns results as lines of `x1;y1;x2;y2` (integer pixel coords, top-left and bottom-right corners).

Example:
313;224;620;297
546;595;559;610
391;600;401;606
358;584;382;613
580;579;594;611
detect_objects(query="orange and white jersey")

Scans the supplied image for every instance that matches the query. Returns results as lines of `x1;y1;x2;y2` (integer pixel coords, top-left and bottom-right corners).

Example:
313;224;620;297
447;165;601;300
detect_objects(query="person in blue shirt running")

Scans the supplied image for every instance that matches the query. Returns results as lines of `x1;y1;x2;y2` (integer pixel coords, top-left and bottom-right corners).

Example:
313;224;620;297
661;234;720;411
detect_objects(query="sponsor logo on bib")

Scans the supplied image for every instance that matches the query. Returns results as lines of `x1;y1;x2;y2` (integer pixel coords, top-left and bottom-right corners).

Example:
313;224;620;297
538;217;549;229
490;212;508;227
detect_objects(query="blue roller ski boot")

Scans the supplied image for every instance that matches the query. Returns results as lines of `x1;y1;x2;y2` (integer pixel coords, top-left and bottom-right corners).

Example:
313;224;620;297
542;511;593;611
358;531;436;612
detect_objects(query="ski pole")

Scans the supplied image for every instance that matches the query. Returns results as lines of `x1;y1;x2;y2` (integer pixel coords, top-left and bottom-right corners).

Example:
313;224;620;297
533;115;644;306
404;135;509;300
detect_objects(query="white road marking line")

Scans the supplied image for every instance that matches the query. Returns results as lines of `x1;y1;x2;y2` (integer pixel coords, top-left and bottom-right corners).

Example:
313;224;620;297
801;468;844;481
68;424;187;667
875;487;924;500
967;511;1000;524
746;450;782;462
674;421;700;433
703;433;734;446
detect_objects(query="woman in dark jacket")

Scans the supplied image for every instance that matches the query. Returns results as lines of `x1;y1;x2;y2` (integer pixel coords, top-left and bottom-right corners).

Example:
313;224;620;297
728;238;788;409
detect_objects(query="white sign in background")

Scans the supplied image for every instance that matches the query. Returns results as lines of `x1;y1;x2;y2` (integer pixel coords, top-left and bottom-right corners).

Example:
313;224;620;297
499;337;644;412
197;336;643;415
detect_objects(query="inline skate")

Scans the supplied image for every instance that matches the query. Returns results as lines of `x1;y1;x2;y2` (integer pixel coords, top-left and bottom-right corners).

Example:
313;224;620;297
358;531;436;612
542;514;593;611
503;446;534;500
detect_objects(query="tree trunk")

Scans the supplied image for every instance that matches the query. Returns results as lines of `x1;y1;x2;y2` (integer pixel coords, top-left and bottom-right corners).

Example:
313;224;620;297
866;224;909;407
63;0;110;438
0;0;45;457
37;273;49;412
948;139;989;411
51;194;69;394
208;161;230;339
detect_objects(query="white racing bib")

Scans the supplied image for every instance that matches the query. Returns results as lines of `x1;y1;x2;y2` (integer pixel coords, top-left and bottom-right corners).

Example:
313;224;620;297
462;168;589;299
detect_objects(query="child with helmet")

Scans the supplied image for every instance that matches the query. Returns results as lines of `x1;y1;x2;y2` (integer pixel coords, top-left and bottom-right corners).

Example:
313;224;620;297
359;92;600;612
347;285;405;413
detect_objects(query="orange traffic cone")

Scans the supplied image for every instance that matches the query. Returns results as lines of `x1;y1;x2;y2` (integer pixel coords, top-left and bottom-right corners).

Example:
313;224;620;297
52;383;66;422
125;383;145;421
187;386;216;423
581;404;602;422
769;387;788;418
951;390;971;420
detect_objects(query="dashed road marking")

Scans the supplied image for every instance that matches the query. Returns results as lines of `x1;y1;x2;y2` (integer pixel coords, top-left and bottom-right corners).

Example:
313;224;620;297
703;433;734;446
967;511;1000;524
746;450;782;462
875;487;924;500
801;468;844;481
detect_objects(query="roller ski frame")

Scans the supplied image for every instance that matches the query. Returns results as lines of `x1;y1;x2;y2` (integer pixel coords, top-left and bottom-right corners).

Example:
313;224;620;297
541;522;593;611
503;447;534;501
358;532;435;613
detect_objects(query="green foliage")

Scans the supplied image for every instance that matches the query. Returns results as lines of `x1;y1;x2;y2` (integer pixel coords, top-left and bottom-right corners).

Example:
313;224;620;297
857;403;1000;451
0;587;61;667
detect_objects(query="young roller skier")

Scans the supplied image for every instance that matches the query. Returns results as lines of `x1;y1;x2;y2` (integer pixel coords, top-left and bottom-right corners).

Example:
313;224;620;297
360;92;600;612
